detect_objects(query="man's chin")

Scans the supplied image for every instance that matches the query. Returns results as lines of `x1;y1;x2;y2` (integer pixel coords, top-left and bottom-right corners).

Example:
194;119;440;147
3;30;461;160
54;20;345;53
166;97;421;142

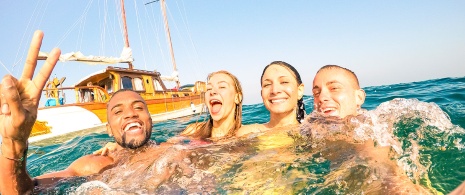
117;133;151;149
317;111;340;118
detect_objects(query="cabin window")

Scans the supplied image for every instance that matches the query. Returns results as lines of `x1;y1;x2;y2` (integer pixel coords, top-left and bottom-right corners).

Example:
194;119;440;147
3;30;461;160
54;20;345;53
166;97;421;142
100;77;113;93
134;78;144;91
153;78;163;91
121;76;133;89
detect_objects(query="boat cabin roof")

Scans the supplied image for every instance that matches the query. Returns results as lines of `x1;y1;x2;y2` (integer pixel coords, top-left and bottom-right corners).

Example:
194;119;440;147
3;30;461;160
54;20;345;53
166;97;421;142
74;66;162;87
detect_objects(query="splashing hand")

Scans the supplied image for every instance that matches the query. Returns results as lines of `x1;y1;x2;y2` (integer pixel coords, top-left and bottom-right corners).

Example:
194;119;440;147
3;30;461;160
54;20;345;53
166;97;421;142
0;30;60;157
93;142;118;156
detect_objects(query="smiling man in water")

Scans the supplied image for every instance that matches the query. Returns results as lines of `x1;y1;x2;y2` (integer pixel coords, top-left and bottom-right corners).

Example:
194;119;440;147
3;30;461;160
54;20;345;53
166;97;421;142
0;31;183;194
303;65;440;194
106;89;153;149
312;65;366;118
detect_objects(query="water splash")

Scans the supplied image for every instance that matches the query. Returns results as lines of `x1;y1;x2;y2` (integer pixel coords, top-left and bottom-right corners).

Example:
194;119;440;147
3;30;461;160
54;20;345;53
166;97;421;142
26;76;465;194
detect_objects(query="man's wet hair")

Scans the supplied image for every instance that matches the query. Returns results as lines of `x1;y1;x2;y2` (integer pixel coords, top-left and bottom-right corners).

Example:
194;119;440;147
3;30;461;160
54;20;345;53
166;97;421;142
106;88;142;108
317;65;360;88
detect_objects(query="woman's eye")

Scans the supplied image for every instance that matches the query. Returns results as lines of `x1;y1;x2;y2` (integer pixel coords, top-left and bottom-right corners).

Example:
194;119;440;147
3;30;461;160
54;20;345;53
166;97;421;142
281;81;289;84
206;88;212;91
263;84;270;88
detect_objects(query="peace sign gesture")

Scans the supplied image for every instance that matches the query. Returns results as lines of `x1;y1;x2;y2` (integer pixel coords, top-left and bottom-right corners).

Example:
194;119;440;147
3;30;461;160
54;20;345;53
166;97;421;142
0;30;60;158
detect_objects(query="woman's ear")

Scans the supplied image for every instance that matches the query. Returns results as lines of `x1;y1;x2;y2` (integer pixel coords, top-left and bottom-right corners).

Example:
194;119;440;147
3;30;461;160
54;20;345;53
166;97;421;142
235;93;243;104
355;89;366;108
298;83;305;100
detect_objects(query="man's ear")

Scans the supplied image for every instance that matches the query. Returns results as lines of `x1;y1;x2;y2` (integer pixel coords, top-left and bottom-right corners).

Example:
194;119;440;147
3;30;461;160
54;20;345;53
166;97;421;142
235;93;243;104
106;123;113;137
298;83;305;100
355;89;366;108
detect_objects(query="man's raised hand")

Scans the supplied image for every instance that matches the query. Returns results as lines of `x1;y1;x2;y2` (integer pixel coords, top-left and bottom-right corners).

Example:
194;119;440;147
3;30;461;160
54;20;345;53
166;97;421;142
0;30;60;157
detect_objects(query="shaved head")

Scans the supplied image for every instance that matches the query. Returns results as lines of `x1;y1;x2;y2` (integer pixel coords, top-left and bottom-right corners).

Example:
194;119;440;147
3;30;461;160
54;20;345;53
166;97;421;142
316;65;360;89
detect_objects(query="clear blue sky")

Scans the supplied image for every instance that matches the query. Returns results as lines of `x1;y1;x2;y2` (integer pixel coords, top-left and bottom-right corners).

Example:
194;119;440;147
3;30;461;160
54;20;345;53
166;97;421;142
1;0;464;104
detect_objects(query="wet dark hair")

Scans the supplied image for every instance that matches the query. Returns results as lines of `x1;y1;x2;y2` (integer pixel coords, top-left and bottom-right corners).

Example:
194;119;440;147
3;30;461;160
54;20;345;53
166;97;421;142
106;88;141;110
107;88;137;104
106;88;147;118
260;61;306;123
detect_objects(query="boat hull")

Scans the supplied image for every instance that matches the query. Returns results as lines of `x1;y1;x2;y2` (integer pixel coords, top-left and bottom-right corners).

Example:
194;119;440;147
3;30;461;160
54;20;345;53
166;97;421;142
30;103;204;143
30;66;207;143
30;94;205;143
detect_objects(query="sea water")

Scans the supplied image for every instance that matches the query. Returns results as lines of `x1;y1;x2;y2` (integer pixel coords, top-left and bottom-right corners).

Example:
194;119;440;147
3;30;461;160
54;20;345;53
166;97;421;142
26;76;465;194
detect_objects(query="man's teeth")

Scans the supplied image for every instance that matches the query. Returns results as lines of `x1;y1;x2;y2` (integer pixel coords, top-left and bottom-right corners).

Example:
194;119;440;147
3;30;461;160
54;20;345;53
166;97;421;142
124;122;142;131
321;108;336;112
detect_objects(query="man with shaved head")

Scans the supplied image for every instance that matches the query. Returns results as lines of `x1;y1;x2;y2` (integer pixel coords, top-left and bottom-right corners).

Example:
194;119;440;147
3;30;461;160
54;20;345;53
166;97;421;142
312;65;366;118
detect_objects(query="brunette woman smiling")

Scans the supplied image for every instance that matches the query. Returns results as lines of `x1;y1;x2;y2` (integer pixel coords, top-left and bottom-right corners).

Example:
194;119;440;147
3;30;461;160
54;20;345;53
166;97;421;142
236;61;305;137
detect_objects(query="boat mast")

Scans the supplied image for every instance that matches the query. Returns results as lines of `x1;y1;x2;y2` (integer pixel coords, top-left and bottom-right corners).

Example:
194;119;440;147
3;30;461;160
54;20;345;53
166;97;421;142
120;0;134;70
160;0;180;89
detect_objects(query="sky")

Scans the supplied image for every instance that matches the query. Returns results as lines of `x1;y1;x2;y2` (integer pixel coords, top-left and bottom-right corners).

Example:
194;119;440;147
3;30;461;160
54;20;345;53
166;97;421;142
0;0;464;105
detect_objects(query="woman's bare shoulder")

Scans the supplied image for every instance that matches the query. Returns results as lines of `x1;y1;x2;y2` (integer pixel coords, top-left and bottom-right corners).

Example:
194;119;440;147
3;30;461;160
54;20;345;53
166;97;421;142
236;123;266;137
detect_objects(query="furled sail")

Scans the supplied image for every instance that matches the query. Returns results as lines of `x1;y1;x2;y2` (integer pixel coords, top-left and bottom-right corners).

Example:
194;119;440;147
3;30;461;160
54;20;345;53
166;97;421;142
161;71;179;82
38;47;134;65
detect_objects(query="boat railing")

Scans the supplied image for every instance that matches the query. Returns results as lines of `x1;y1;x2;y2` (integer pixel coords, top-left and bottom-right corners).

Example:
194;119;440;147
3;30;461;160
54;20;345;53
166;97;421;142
42;86;110;107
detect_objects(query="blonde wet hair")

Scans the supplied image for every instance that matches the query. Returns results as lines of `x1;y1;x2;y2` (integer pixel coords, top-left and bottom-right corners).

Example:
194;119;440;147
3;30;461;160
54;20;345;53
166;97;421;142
182;70;243;140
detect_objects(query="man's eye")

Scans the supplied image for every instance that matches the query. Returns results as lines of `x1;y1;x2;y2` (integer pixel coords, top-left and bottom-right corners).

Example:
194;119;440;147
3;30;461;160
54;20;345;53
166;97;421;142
206;88;212;91
114;110;122;115
281;81;289;84
262;84;270;88
135;106;143;110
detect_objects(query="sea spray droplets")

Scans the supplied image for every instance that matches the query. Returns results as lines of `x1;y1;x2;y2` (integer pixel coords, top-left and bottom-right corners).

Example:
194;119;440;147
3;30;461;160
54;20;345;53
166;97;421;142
352;98;465;184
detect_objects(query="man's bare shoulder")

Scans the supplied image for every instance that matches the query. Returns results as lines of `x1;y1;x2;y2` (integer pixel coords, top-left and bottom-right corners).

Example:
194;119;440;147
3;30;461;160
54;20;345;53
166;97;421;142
68;154;115;175
34;154;115;188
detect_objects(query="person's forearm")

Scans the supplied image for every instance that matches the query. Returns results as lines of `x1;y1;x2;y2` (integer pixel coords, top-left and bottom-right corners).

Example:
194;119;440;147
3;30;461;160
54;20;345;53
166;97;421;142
450;180;465;195
0;138;34;194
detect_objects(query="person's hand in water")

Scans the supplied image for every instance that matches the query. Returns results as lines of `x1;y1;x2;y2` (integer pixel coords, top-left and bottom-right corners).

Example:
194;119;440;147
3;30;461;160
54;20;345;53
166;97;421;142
93;142;118;155
0;30;60;159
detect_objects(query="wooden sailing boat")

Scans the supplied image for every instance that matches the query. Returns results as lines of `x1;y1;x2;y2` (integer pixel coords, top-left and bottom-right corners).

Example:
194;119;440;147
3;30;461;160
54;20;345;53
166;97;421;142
30;0;206;143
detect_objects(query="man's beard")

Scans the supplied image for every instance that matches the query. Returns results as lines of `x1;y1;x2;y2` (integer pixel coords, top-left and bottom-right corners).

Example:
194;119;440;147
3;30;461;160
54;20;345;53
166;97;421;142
116;129;152;149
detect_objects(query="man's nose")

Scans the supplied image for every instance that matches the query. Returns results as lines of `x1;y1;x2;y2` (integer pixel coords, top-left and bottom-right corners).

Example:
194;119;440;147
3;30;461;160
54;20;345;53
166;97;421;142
317;88;330;102
124;108;138;119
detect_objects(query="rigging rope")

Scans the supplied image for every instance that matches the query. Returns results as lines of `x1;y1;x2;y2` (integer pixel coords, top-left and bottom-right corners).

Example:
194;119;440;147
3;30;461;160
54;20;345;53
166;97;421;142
12;0;44;74
0;60;12;75
55;0;94;47
133;0;148;70
145;3;170;73
174;0;202;80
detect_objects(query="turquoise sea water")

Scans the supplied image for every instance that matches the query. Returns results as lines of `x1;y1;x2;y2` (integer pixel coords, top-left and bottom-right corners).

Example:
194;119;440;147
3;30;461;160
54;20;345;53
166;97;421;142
26;76;465;194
